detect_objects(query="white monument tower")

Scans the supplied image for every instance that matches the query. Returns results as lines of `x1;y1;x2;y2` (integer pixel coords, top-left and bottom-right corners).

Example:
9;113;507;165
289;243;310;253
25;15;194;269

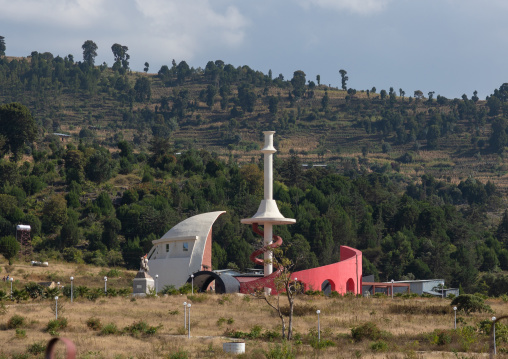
241;131;296;277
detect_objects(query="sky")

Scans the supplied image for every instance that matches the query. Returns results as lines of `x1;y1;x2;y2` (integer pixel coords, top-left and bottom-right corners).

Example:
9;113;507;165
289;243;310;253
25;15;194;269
1;0;507;100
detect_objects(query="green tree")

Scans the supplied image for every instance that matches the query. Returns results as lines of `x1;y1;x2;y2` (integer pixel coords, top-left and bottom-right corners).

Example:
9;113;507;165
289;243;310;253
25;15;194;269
111;43;129;70
59;209;80;248
0;35;5;56
489;117;508;153
143;62;149;73
426;125;440;150
82;40;98;65
0;235;20;265
42;195;68;233
291;70;306;98
134;77;151;102
487;95;502;116
0;103;38;161
85;148;113;183
238;84;256;112
339;69;348;90
321;90;329;110
268;96;279;115
206;84;217;108
316;74;320;86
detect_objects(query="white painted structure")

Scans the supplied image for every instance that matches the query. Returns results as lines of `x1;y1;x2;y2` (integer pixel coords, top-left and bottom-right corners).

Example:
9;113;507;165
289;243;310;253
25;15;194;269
147;211;225;289
241;131;295;277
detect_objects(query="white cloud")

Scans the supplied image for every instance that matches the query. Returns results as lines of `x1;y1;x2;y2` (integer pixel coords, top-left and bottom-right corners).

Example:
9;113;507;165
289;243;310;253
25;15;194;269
0;0;108;27
299;0;393;15
0;0;248;63
132;0;248;61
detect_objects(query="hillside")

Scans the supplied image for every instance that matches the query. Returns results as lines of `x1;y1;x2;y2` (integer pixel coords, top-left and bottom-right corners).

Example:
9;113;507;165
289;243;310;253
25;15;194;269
1;53;508;296
1;54;507;188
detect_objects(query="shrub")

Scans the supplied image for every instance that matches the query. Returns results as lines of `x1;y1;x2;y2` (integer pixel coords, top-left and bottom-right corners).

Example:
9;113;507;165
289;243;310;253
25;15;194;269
160;285;179;295
428;329;452;346
370;340;388;351
15;328;26;338
75;285;89;298
264;342;296;359
178;283;194;295
168;350;189;359
26;342;46;355
451;294;493;314
24;282;44;300
46;318;68;332
100;323;118;335
86;317;102;331
351;322;382;342
187;295;207;303
329;291;342;298
124;320;161;336
7;315;25;329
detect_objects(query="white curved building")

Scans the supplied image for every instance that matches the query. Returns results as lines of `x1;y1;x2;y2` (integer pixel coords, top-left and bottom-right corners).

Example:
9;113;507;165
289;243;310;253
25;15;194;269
147;211;225;290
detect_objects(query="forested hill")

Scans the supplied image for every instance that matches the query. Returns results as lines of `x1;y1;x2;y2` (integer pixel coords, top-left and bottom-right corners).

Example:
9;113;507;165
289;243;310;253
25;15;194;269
1;49;508;295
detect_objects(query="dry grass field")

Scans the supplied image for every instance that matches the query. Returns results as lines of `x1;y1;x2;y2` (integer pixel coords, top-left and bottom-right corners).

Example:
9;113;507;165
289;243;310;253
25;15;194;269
1;261;507;358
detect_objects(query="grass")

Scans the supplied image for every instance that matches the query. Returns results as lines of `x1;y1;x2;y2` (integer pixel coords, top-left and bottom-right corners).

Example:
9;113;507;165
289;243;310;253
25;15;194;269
0;289;506;358
1;261;507;357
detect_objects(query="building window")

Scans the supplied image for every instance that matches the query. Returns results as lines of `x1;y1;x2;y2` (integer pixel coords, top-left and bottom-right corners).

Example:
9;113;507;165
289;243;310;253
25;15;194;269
166;243;169;252
183;242;189;251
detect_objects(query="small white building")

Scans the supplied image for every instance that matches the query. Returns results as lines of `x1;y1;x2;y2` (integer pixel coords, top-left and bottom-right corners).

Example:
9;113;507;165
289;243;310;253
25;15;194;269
147;211;225;290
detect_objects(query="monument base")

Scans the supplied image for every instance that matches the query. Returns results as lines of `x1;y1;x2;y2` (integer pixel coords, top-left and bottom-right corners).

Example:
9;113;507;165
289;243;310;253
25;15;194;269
132;271;154;296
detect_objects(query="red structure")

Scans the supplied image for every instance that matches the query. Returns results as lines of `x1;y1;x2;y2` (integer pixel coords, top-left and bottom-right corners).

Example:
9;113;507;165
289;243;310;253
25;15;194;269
292;246;362;294
237;223;362;295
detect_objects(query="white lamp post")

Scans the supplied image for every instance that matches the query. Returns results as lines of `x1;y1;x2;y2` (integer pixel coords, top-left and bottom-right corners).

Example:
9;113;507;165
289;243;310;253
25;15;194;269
183;302;187;329
187;303;192;338
10;277;13;299
191;274;194;295
391;279;394;299
155;274;158;294
55;296;59;320
293;277;298;293
493;316;497;355
316;309;321;342
70;277;74;303
453;306;457;329
104;276;107;294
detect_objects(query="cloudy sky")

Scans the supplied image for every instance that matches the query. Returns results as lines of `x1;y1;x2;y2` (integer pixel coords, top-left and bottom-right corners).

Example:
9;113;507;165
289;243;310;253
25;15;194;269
1;0;507;99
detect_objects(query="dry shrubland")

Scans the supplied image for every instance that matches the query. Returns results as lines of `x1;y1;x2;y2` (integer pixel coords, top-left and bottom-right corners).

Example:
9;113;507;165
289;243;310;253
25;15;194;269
0;262;506;358
0;287;506;358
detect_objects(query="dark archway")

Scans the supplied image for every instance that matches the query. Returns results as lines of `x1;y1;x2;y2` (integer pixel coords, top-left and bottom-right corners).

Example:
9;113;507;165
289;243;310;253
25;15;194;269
186;271;240;294
321;279;336;296
346;278;355;293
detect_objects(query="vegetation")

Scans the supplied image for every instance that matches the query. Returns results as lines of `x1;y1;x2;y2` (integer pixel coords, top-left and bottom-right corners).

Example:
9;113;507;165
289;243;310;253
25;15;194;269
0;282;506;357
0;43;508;298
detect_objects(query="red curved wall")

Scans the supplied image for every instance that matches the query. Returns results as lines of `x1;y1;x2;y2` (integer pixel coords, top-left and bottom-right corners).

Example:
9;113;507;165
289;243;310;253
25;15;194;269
239;246;362;295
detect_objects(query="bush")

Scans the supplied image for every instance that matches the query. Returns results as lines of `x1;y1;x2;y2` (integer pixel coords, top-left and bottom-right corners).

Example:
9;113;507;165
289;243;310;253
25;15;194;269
7;315;25;329
24;282;44;300
100;323;118;335
187;294;207;303
46;318;68;332
451;294;493;314
351;322;383;342
26;342;46;355
86;317;102;331
264;342;296;359
370;340;388;351
168;351;189;359
124;320;161;336
74;285;89;298
160;285;179;295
